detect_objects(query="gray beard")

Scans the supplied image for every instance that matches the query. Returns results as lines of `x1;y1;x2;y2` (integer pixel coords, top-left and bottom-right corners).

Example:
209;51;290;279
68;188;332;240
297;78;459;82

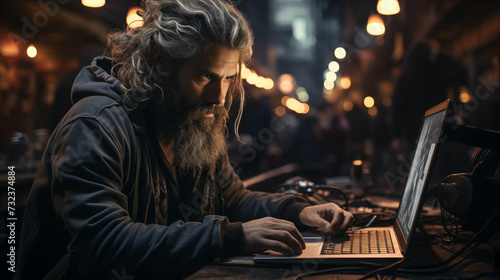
154;84;229;171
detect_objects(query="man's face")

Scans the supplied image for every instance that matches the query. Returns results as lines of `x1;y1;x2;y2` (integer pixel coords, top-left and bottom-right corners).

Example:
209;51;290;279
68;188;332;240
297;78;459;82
177;44;239;112
155;44;240;171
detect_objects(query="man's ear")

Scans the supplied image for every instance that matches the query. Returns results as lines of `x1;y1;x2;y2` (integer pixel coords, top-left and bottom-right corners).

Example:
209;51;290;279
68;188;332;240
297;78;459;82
153;46;169;74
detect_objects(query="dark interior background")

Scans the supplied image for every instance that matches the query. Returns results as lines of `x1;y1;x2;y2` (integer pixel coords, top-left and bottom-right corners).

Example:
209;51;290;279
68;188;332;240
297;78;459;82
1;0;499;185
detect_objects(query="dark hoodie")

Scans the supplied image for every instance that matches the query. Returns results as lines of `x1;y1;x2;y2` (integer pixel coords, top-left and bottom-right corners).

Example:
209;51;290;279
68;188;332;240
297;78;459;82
14;57;309;280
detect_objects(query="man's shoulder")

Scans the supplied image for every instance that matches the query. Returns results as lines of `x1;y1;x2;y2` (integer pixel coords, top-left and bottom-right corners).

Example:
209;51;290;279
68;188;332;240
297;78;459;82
59;95;138;136
71;94;122;114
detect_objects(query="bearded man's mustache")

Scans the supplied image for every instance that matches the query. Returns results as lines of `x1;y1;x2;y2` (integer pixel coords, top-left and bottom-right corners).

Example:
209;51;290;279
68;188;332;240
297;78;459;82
180;103;229;119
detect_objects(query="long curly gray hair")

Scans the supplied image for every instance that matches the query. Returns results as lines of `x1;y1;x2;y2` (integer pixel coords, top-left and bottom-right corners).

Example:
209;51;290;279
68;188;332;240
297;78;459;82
106;0;253;138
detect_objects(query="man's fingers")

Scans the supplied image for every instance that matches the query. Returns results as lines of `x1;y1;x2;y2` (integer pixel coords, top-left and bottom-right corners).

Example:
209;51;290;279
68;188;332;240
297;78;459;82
269;219;306;250
325;208;345;233
267;240;295;256
338;211;354;233
267;230;305;255
241;217;305;255
287;224;306;250
329;210;354;234
298;204;355;234
306;213;331;232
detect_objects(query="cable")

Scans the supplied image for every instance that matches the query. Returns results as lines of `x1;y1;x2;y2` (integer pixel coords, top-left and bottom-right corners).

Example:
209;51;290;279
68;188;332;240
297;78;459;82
275;180;350;210
363;215;378;228
291;266;375;280
399;202;500;272
357;258;406;280
305;184;350;210
397;242;482;274
357;199;500;279
440;208;469;243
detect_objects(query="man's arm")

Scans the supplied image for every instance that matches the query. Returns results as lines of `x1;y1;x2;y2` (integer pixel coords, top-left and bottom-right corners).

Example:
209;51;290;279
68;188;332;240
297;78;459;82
218;154;354;256
50;116;234;277
218;153;309;223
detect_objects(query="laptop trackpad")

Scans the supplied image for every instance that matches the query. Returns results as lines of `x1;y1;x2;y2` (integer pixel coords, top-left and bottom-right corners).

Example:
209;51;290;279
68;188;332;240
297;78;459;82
259;236;323;257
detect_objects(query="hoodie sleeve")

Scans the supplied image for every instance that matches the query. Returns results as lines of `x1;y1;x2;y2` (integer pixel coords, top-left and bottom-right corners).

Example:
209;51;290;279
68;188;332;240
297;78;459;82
50;111;228;279
218;153;310;226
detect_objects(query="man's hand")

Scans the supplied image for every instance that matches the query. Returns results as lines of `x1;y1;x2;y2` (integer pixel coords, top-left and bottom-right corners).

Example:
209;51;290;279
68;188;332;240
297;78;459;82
299;203;354;234
241;217;306;256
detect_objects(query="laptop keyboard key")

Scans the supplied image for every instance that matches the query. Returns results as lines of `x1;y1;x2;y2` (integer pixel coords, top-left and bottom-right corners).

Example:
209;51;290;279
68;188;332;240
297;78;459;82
321;230;395;255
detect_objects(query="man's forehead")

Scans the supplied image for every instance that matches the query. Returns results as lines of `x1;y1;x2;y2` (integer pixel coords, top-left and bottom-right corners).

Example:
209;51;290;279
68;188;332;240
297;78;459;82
194;44;240;72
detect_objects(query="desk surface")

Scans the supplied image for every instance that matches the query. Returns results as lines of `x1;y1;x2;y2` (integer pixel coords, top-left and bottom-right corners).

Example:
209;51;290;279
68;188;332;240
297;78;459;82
187;223;497;280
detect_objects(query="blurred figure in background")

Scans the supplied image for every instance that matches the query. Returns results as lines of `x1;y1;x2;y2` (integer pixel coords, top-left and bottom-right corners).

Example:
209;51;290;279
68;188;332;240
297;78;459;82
475;55;500;131
290;101;351;181
344;91;370;161
389;40;469;191
391;40;466;154
314;102;351;177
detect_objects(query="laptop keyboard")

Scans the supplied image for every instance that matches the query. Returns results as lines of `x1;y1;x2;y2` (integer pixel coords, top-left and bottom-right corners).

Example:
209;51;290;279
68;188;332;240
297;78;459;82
321;230;395;255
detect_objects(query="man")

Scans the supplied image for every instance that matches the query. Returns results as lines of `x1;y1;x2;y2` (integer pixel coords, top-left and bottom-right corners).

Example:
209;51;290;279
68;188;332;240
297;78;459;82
15;0;353;279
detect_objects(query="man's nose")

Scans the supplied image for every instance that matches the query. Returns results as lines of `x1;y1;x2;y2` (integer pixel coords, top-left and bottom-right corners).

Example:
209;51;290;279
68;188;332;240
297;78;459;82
206;80;227;106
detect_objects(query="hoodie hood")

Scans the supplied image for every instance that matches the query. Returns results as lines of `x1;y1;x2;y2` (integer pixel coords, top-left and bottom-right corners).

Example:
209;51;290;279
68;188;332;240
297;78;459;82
71;56;123;105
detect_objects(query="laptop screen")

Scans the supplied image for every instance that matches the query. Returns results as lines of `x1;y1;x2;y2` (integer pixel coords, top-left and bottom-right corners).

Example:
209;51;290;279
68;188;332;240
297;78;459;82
396;101;449;242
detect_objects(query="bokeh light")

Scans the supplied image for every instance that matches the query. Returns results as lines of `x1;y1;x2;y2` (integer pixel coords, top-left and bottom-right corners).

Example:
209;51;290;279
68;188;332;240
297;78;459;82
459;86;471;103
334;47;346;60
343;100;353;112
278;74;295;94
325;71;337;82
275;106;286;117
364;96;375;108
377;0;400;15
27;44;37;58
127;7;144;28
339;76;351;89
324;80;335;90
82;0;105;8
367;14;385;36
368;106;378;117
328;61;340;72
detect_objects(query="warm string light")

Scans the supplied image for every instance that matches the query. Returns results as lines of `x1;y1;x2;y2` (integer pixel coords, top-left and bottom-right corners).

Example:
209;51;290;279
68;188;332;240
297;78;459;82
324;80;335;90
339;76;351;89
277;73;295;94
27;44;37;58
325;71;337;83
377;0;400;15
328;61;340;72
334;47;346;60
82;0;105;8
241;65;275;90
459;86;471;103
241;66;309;115
281;96;309;114
364;96;375;108
323;60;341;95
127;7;144;28
367;14;385;36
296;87;309;102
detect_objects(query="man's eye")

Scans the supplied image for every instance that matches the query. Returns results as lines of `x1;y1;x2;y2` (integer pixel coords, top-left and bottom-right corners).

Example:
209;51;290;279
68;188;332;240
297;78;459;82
201;75;212;81
226;76;236;82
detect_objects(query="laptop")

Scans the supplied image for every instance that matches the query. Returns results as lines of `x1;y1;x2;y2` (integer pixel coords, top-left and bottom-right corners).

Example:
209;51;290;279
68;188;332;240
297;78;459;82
253;99;452;265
